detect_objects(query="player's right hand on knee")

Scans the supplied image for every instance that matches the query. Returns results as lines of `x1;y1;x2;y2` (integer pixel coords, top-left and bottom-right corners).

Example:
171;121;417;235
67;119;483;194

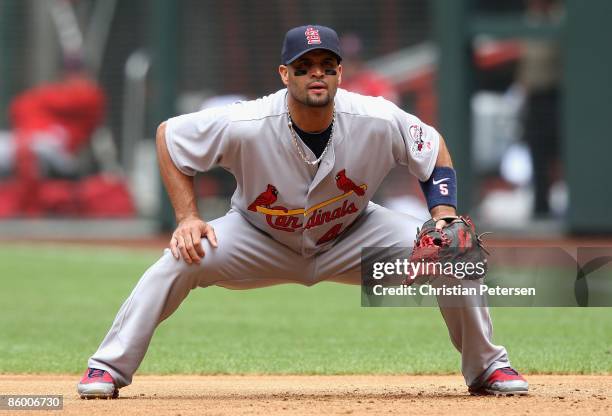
170;215;218;265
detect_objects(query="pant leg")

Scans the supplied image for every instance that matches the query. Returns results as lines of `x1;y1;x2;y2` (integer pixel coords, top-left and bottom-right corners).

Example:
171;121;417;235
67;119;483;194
434;278;510;387
89;210;313;387
315;202;509;387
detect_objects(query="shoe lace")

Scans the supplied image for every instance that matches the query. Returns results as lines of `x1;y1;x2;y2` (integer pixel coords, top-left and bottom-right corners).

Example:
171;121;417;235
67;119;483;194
88;368;106;378
499;367;519;376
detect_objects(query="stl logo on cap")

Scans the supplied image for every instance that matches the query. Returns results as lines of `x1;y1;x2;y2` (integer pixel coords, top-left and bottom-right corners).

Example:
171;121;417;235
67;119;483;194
305;26;321;45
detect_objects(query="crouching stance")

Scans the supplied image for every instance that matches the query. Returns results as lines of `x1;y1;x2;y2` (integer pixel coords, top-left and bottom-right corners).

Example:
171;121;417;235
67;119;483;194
78;24;527;399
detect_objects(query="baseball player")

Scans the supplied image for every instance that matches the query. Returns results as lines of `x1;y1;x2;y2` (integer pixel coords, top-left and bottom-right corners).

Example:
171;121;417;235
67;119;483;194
77;25;528;398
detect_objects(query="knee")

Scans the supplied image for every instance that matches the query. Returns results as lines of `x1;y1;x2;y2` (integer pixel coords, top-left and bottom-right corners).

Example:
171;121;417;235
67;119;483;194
389;231;414;248
155;249;202;288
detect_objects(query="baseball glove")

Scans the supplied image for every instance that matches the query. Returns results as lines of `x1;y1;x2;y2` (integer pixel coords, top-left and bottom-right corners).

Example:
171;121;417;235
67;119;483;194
406;216;489;284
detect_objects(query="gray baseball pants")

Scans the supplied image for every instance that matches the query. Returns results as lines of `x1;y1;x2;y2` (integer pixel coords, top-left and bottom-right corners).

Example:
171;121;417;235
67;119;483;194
89;203;509;388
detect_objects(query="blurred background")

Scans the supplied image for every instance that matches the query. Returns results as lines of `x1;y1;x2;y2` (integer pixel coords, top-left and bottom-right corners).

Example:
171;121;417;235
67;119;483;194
0;0;610;240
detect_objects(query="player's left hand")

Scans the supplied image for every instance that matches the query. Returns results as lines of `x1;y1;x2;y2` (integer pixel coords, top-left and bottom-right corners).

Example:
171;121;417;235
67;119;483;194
430;205;458;230
406;215;489;284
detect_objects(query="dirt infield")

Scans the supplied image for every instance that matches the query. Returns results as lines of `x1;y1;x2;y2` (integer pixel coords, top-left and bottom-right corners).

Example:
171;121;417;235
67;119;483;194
1;375;610;415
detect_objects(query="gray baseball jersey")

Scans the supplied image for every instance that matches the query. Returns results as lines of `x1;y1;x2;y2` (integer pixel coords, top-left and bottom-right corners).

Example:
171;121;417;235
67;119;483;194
165;88;439;257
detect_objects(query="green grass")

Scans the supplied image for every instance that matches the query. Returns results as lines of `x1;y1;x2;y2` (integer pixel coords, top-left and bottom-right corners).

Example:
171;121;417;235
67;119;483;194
1;243;611;375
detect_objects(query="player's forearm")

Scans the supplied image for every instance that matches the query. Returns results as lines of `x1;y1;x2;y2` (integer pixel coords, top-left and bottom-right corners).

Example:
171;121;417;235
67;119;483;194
156;122;200;223
428;135;456;217
435;135;453;168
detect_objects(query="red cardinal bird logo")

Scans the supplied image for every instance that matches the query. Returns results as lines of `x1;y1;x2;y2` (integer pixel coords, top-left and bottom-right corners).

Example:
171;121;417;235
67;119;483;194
335;169;365;196
248;184;279;212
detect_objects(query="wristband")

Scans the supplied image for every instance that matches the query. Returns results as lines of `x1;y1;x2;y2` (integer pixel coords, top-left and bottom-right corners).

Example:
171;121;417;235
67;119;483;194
419;166;457;210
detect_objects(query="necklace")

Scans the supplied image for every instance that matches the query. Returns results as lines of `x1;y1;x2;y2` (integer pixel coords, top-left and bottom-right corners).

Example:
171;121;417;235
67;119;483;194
286;95;335;166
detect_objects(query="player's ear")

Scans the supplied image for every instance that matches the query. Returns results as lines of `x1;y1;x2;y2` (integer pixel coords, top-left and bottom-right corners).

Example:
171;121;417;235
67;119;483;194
278;65;289;86
337;64;343;85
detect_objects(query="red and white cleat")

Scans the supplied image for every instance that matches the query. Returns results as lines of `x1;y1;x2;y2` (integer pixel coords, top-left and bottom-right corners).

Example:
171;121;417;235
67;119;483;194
469;367;529;396
77;368;119;399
